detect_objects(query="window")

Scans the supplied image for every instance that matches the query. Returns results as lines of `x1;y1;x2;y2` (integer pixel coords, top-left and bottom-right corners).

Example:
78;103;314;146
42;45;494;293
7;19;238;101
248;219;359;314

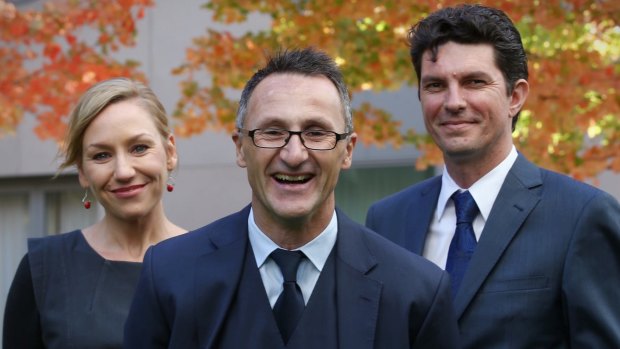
0;175;98;339
0;192;29;326
335;165;434;224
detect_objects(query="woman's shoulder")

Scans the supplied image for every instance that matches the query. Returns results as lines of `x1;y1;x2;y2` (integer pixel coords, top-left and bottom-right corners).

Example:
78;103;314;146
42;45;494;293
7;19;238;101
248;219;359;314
27;229;83;254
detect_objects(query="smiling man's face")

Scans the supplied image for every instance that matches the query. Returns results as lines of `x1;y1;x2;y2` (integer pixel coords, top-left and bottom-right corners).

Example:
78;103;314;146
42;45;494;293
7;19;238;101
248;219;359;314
233;73;355;228
419;42;527;169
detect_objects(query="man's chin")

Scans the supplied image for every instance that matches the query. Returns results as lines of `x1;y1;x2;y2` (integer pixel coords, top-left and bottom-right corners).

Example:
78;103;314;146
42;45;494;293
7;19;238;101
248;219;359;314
273;206;312;221
443;146;476;158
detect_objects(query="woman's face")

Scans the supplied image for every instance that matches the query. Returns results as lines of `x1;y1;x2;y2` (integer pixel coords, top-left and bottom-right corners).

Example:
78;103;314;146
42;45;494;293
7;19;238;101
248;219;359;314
78;99;177;221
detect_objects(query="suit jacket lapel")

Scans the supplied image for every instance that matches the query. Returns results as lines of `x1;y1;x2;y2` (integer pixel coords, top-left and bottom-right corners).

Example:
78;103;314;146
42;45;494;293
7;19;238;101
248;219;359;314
335;210;383;349
406;176;442;254
195;206;251;349
454;156;543;317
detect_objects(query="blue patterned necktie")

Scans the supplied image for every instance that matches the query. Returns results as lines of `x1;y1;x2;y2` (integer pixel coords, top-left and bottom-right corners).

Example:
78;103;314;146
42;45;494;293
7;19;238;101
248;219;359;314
271;248;305;344
446;190;479;299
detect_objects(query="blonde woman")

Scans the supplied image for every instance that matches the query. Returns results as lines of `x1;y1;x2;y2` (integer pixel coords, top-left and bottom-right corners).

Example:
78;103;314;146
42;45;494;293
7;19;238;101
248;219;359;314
3;78;186;348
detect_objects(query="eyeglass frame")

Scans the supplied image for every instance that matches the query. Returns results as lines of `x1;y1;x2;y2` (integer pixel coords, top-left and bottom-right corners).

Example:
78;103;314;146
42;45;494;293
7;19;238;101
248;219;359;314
237;128;352;151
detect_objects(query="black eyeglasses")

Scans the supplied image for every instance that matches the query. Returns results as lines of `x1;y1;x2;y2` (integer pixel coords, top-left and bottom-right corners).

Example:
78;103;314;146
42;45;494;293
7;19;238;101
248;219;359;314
238;128;351;150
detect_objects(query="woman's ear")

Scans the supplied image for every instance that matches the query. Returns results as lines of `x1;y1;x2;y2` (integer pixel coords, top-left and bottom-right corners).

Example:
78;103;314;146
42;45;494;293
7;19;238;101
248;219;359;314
166;134;178;172
77;166;89;188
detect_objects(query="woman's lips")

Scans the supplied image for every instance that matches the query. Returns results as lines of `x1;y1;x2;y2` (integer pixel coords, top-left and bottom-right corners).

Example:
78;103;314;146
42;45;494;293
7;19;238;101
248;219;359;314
111;184;146;198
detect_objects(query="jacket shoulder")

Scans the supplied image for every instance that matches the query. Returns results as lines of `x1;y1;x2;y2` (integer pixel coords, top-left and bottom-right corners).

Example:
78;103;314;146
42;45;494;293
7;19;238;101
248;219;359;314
369;175;440;210
363;224;443;279
338;211;444;283
27;229;82;254
150;206;250;258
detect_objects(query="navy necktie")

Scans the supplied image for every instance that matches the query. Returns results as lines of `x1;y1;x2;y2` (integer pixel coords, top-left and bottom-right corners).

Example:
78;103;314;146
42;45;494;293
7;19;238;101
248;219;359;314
271;248;305;344
446;190;479;299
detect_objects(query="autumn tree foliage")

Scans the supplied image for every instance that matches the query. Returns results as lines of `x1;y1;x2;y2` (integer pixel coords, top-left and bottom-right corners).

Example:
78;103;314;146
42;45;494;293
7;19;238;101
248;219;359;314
0;0;152;141
3;0;620;181
173;0;620;180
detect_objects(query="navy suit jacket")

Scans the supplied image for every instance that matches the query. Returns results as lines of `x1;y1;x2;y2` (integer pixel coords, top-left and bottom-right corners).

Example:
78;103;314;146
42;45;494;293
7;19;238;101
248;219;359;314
366;155;620;348
124;205;459;349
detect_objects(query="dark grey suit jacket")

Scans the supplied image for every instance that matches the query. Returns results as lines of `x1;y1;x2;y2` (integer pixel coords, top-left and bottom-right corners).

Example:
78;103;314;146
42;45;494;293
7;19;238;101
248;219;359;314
124;205;460;348
366;155;620;348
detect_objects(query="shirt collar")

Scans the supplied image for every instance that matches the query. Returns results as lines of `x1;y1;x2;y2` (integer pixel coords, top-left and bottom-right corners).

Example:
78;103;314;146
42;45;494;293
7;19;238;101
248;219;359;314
247;208;338;272
436;146;518;221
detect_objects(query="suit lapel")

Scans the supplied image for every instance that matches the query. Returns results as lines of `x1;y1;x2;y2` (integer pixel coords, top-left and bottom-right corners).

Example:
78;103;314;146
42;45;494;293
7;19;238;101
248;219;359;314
194;206;251;349
454;156;543;317
335;210;383;349
406;177;442;254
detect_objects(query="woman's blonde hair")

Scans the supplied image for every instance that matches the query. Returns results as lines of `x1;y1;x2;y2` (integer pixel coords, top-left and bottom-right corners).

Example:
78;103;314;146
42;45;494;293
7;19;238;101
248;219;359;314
59;77;170;171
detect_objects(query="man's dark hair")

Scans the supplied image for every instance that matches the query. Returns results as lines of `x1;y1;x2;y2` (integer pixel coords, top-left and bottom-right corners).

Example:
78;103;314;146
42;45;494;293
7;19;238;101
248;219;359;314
236;48;352;133
409;4;528;128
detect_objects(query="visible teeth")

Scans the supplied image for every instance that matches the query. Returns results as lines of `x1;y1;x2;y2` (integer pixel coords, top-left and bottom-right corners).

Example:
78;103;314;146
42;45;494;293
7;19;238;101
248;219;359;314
275;174;308;182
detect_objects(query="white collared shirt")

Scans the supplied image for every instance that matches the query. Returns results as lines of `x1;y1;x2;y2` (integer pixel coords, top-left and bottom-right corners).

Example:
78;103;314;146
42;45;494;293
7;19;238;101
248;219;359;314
248;208;338;307
423;146;518;269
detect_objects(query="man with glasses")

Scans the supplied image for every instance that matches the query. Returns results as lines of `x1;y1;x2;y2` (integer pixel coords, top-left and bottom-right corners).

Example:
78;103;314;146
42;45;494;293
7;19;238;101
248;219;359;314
124;48;459;348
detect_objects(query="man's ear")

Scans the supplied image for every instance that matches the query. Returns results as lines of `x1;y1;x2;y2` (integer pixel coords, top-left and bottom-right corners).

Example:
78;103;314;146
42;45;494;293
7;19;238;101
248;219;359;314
341;132;357;170
232;130;247;168
509;79;529;118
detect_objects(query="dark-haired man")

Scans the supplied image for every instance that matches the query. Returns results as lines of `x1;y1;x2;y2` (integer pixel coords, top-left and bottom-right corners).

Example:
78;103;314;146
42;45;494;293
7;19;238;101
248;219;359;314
367;4;620;348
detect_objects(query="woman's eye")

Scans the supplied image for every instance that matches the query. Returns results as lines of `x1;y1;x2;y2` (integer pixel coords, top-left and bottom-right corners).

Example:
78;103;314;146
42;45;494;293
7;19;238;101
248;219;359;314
133;144;149;154
92;152;110;161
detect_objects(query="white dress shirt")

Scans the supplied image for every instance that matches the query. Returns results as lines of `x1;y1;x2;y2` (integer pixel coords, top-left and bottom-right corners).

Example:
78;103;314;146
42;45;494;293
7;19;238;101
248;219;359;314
248;208;338;307
423;146;518;269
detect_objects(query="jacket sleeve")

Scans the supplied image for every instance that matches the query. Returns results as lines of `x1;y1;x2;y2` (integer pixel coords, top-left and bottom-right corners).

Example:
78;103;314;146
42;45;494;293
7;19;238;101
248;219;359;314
123;247;171;349
564;192;620;347
365;203;378;231
410;271;461;349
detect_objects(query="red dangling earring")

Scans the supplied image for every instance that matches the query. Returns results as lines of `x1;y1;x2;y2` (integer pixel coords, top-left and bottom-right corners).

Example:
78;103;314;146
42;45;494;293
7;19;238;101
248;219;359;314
82;190;91;209
166;174;175;192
